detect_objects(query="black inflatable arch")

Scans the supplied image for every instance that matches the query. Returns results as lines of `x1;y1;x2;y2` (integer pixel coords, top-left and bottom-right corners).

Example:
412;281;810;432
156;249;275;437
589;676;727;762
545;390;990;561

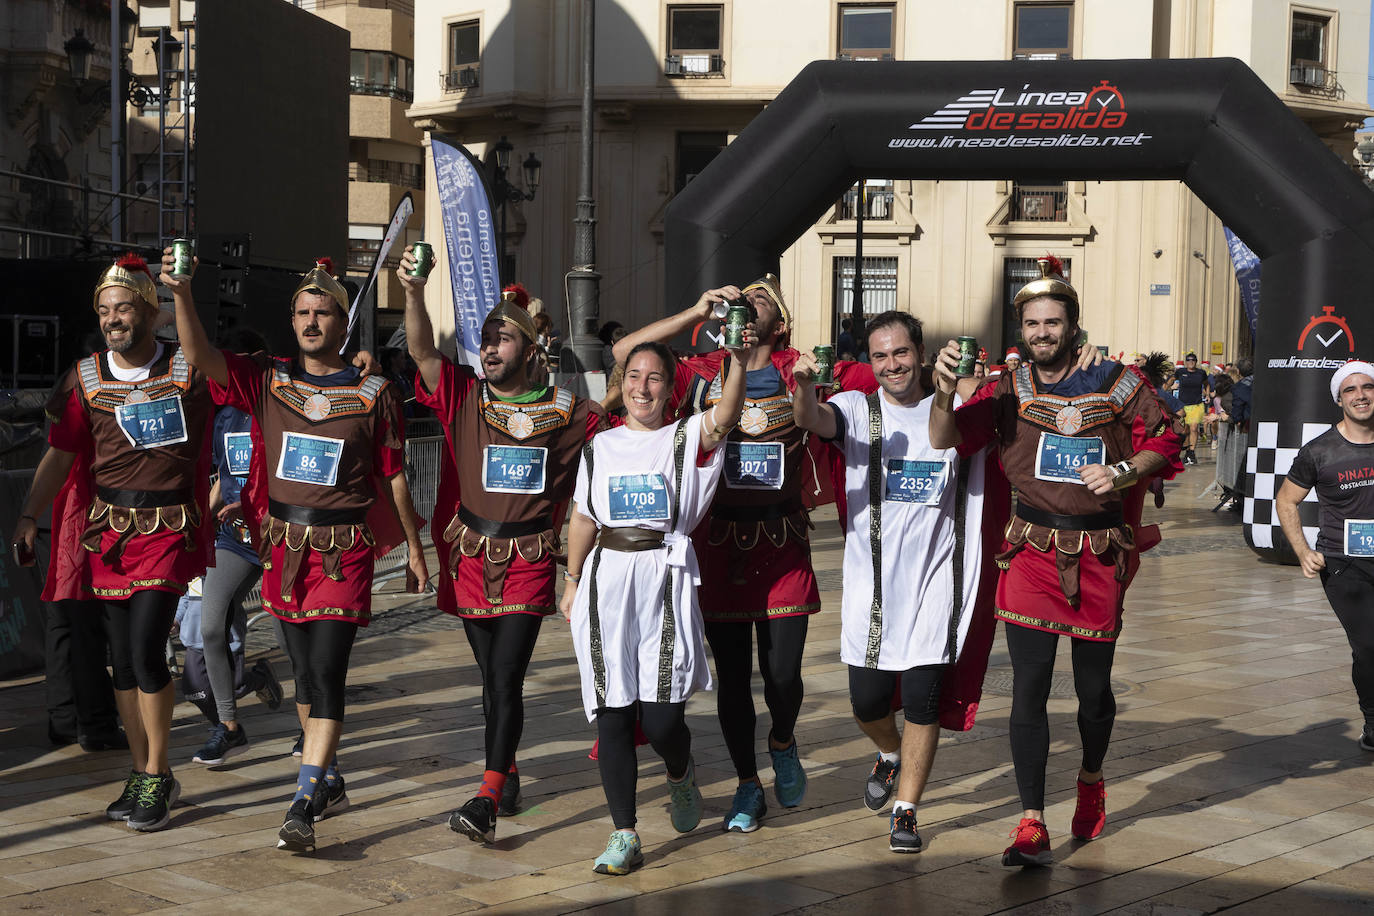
663;58;1374;557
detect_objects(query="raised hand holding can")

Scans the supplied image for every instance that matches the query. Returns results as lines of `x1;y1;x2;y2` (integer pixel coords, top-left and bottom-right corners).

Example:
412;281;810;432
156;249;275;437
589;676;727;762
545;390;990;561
408;241;435;279
955;336;978;378
170;239;195;280
813;345;835;386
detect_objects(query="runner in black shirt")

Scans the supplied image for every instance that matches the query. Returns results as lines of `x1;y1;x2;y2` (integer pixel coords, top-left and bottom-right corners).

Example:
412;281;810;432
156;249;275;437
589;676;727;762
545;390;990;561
1277;360;1374;752
1171;353;1209;465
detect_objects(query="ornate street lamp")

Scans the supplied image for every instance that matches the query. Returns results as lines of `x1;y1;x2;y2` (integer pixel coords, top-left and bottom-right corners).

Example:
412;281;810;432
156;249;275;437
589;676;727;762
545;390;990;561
490;136;542;283
63;4;148;107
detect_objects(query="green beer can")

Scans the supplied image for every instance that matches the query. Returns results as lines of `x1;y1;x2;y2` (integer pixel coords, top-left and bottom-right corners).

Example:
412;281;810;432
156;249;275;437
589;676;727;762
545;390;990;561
409;241;435;279
724;304;750;348
813;345;835;387
170;238;194;280
955;336;979;378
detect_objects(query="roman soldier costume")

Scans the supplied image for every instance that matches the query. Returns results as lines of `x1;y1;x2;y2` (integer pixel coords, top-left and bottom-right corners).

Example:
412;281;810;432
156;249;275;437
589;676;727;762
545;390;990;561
213;259;408;625
43;254;215;601
419;293;605;618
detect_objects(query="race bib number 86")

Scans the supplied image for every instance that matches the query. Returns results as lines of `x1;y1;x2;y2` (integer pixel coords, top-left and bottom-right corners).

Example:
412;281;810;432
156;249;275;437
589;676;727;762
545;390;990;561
276;431;345;487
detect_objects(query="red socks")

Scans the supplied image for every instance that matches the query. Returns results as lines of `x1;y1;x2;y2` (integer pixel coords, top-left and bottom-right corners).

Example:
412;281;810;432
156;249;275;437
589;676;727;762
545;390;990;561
476;769;507;803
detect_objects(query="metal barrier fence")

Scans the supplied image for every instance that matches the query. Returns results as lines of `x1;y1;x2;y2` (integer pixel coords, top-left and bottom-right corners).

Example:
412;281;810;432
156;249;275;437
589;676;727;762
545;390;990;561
375;433;445;584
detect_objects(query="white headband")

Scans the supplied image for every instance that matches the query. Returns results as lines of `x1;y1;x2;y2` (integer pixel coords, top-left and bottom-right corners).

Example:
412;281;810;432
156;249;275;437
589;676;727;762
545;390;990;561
1330;360;1374;403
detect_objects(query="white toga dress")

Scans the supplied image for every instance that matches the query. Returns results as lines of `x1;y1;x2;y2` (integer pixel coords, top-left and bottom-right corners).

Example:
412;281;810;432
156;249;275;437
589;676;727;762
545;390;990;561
570;413;726;720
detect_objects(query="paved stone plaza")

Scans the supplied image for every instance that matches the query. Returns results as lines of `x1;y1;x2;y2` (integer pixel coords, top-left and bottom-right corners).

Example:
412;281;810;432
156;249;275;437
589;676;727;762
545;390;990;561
2;454;1372;914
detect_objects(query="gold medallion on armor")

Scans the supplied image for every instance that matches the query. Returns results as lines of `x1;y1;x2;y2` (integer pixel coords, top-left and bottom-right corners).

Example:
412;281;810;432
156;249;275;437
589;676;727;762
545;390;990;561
507;410;535;440
123;388;149;405
740;404;769;436
1055;404;1084;435
303;393;332;421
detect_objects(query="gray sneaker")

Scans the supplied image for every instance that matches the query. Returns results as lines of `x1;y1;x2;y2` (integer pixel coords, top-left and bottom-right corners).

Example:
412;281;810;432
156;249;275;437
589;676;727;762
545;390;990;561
864;755;900;810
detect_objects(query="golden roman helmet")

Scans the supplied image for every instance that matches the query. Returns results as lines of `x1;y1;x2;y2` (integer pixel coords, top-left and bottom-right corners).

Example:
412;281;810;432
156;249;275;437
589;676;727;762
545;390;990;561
485;289;539;344
1013;254;1079;311
93;253;158;311
291;257;349;314
741;272;791;338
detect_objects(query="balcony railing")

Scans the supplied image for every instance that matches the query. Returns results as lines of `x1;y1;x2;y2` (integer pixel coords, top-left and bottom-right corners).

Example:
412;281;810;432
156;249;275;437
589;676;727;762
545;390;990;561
349;161;424;190
1289;61;1345;100
444;66;480;91
664;54;725;78
1007;185;1068;222
349;77;413;103
296;0;414;15
836;187;895;220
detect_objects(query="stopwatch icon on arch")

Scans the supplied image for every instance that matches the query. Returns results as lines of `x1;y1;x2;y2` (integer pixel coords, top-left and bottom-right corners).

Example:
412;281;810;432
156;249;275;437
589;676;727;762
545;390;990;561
1296;305;1355;352
1083;80;1126;113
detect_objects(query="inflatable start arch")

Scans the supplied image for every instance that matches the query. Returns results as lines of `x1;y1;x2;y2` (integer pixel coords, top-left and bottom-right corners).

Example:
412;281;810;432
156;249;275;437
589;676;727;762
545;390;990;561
663;58;1374;559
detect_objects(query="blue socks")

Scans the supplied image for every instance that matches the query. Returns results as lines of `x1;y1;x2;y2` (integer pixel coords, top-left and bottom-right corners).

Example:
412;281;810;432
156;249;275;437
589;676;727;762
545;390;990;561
293;764;326;805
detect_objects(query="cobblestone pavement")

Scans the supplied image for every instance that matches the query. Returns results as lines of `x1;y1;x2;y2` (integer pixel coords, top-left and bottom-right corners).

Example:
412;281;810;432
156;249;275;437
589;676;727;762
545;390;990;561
2;450;1372;914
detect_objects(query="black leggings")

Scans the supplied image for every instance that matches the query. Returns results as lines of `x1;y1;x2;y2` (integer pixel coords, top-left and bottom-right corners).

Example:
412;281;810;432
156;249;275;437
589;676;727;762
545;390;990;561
102;591;181;693
1006;623;1117;812
849;664;945;725
1321;557;1374;719
704;615;809;779
596;702;692;830
278;619;358;721
462;614;544;772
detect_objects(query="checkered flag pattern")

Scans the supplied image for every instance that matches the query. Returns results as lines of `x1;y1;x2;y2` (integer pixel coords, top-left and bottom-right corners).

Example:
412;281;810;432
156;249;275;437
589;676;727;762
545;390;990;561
1243;420;1329;550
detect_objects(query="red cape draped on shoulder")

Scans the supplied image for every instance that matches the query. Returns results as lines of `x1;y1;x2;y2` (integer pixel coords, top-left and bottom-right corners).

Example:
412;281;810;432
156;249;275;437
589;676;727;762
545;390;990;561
41;438;215;602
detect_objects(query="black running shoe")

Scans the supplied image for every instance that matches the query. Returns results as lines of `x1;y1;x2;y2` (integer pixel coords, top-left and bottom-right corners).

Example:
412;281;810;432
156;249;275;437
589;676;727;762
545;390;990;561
1360;723;1374;752
498;771;522;817
277;798;315;852
889;807;923;853
864;756;901;811
290;731;304;758
127;773;180;832
310;775;349;822
449;795;497;844
252;660;284;710
106;771;145;821
192;722;249;766
79;729;129;752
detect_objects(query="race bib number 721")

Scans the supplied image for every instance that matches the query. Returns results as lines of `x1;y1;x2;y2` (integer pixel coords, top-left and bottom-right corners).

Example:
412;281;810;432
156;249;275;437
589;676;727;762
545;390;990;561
114;395;188;449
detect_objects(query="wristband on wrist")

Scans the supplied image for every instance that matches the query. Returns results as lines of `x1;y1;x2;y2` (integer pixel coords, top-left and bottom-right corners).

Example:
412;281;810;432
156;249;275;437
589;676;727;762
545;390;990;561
1109;460;1139;490
564;571;582;583
20;514;36;523
933;388;955;412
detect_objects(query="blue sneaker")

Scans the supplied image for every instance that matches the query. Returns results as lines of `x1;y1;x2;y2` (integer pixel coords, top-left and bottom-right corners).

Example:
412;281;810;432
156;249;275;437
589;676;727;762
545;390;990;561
192;723;249;766
592;830;643;876
723;781;767;833
769;739;808;808
666;758;703;833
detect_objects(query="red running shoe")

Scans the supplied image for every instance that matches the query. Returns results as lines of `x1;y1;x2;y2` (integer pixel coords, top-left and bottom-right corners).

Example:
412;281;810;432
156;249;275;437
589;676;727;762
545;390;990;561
1072;778;1106;840
1001;817;1053;867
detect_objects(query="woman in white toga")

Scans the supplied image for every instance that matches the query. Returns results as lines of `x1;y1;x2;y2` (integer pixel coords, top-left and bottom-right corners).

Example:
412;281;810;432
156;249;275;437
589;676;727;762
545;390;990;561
561;334;748;876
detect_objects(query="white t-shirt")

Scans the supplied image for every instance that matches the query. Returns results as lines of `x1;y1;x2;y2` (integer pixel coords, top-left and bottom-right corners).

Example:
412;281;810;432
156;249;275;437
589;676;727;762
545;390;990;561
107;342;165;382
828;389;985;671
